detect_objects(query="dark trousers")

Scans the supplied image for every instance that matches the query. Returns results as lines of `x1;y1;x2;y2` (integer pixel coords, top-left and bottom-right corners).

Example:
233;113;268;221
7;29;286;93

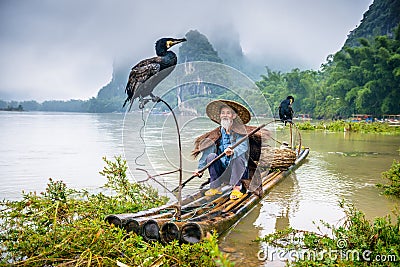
206;153;248;189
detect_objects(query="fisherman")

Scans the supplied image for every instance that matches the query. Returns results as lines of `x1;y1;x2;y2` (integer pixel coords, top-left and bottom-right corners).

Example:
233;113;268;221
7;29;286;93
191;100;255;200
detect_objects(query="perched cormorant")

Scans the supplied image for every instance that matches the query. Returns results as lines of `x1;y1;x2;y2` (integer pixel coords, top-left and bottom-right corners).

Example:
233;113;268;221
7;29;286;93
123;37;187;110
279;95;295;125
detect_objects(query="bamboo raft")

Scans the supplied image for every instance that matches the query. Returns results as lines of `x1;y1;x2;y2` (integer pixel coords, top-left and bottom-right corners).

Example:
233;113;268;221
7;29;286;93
105;147;310;244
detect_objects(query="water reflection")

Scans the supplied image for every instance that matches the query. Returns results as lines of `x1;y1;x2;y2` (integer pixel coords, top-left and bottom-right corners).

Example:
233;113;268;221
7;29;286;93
275;208;290;231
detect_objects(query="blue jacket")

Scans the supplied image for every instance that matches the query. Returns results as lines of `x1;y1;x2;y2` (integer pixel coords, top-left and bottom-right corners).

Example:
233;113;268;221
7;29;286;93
197;127;249;170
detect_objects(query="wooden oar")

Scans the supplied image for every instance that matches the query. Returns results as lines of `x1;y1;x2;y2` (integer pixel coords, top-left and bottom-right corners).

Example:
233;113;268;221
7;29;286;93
172;122;269;193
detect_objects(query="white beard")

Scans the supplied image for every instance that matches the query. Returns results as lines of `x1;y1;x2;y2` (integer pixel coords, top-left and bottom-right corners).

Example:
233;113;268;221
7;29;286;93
221;118;233;131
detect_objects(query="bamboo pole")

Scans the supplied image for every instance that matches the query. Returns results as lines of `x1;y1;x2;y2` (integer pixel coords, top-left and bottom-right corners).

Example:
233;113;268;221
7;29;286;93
141;219;161;242
180;222;205;244
160;221;180;243
222;193;249;213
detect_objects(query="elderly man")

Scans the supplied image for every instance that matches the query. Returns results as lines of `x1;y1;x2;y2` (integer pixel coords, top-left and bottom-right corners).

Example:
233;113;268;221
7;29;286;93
192;100;252;200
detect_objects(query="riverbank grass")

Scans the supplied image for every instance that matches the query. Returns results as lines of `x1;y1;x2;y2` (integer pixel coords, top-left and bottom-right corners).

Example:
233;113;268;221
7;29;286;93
296;121;400;134
0;156;232;266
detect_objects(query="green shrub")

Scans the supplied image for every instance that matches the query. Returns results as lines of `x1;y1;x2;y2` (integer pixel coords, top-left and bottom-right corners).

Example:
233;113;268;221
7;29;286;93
295;121;400;134
257;201;400;266
295;121;315;130
377;160;400;197
0;156;232;266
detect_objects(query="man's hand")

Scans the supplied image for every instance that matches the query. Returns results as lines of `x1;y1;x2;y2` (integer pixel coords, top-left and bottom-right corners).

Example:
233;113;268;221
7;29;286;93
193;169;203;178
224;147;234;156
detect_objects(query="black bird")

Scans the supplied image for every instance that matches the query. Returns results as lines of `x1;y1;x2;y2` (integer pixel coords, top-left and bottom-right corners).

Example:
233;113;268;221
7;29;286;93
279;95;295;125
123;37;187;110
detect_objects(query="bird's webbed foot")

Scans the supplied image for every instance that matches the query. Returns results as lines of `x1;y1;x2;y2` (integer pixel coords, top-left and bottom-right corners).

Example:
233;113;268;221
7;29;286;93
284;120;294;126
139;98;151;109
150;94;161;103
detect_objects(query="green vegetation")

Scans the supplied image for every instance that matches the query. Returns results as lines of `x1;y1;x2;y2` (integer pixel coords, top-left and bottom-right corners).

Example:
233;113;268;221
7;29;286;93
344;0;400;47
296;121;400;134
377;160;400;197
258;201;400;266
0;156;233;266
0;104;23;111
0;99;91;113
256;23;400;119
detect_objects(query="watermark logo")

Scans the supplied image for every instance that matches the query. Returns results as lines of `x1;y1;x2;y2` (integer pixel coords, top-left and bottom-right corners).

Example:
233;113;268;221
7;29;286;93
336;238;347;249
257;238;397;263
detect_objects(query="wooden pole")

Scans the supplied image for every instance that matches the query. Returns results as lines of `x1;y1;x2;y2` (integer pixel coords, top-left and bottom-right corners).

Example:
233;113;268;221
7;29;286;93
159;99;183;220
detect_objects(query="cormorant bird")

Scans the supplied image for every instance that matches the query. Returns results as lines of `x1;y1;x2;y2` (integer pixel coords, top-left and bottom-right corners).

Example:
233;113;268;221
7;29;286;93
279;95;295;125
123;37;187;110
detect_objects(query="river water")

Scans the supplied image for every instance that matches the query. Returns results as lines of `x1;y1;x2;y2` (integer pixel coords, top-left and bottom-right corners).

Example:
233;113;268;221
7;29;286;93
1;111;399;266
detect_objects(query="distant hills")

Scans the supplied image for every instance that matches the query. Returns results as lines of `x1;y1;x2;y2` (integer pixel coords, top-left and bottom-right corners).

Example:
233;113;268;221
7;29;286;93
344;0;400;47
1;0;399;114
2;28;260;112
91;29;264;112
90;0;400;112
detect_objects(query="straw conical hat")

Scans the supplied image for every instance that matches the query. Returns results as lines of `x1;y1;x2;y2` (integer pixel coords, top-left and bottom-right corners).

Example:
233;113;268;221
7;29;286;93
206;100;251;125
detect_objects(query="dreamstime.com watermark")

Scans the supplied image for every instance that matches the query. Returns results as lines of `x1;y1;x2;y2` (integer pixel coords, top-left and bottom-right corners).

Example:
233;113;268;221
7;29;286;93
257;239;398;263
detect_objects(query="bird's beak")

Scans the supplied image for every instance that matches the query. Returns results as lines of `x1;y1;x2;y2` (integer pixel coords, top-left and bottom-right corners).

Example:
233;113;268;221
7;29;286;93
167;38;187;48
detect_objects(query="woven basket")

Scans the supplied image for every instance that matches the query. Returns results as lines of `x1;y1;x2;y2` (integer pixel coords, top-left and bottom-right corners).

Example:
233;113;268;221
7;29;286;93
259;147;296;170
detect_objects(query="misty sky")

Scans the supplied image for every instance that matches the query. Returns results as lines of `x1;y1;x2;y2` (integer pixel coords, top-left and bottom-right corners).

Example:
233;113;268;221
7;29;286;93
0;0;373;101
